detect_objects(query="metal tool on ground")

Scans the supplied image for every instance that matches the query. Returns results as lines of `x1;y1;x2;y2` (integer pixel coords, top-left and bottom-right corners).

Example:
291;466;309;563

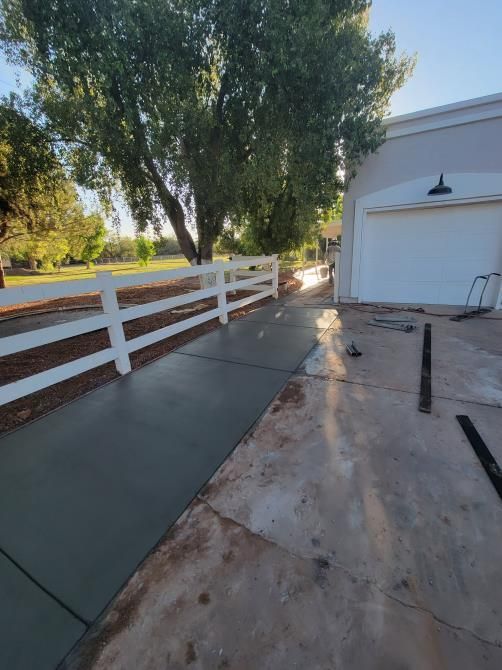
450;272;501;321
368;319;416;332
373;314;417;323
457;415;502;499
345;341;362;357
419;323;431;413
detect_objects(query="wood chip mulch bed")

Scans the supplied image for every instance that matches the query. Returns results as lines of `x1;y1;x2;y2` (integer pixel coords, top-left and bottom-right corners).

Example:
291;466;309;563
0;271;301;436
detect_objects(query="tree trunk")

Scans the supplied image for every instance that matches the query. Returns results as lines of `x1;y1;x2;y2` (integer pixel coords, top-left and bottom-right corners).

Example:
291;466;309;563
191;239;216;288
199;239;213;264
28;256;37;271
0;254;5;289
142;156;198;264
86;260;90;269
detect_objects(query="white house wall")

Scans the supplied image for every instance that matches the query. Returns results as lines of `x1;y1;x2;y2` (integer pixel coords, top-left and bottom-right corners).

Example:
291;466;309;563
340;95;502;299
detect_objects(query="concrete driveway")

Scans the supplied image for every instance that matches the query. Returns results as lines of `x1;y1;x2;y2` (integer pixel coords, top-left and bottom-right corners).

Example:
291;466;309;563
66;295;502;670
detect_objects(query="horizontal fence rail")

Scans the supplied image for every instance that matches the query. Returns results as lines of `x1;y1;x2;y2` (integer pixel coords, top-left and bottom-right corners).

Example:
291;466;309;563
0;255;278;406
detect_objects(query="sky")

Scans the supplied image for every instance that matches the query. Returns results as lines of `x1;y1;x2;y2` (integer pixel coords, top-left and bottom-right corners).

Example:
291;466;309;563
369;0;502;116
1;0;501;234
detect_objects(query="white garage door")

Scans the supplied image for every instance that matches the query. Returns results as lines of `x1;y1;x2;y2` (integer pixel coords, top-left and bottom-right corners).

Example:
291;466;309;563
359;202;502;305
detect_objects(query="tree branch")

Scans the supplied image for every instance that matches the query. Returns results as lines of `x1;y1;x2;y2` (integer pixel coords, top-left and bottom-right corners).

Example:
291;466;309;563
215;74;228;125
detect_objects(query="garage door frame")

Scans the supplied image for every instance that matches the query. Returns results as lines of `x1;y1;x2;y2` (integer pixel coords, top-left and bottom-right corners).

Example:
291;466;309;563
350;173;502;306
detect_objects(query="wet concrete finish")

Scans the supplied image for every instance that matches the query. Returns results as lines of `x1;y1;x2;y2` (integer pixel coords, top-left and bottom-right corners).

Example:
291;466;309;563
0;353;288;627
177;319;326;371
0;553;85;670
241;305;336;329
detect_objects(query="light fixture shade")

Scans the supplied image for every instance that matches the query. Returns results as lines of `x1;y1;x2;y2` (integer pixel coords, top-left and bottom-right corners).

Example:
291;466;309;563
428;173;452;196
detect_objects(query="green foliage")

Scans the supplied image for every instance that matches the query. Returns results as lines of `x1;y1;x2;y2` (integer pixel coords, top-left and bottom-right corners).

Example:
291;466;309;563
214;227;243;255
4;174;107;270
0;101;67;246
101;233;137;259
1;0;414;262
79;216;107;266
23;231;69;270
135;235;155;266
320;195;344;227
154;235;181;256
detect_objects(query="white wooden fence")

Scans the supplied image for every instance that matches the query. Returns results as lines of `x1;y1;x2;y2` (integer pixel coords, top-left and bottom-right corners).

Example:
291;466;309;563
0;255;278;406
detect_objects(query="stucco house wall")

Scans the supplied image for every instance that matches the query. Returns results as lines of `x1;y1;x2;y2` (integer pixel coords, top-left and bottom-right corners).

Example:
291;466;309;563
340;93;502;299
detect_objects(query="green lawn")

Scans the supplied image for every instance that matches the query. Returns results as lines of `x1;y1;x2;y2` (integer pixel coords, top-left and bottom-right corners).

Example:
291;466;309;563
4;256;302;287
4;258;200;287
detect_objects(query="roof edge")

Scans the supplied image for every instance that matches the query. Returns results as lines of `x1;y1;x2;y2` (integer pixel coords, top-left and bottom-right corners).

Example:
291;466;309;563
382;92;502;139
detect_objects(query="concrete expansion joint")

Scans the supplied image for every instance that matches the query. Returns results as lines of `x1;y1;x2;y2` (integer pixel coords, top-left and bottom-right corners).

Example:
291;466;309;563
294;371;502;410
197;496;502;650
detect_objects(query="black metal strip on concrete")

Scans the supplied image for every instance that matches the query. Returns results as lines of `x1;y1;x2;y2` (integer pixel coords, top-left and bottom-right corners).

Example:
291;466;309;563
456;415;502;500
419;323;432;413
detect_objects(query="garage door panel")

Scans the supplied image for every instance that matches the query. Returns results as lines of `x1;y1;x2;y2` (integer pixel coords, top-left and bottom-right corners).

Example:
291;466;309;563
438;282;473;306
364;281;440;304
403;234;447;257
408;258;444;282
457;232;500;257
441;257;490;282
360;203;502;305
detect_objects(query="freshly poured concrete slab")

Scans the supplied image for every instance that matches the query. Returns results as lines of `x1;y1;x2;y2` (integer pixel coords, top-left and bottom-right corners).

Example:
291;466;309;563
240;305;337;329
177;321;324;371
0;353;288;622
0;553;85;670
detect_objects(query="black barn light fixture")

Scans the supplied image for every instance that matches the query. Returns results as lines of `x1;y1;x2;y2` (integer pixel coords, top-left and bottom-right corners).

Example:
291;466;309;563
428;173;452;196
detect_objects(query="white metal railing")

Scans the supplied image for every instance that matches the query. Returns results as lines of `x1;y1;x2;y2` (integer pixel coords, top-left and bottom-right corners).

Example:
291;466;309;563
0;255;278;406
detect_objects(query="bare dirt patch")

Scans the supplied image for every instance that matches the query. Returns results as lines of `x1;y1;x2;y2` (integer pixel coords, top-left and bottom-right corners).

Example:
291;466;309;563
0;272;300;435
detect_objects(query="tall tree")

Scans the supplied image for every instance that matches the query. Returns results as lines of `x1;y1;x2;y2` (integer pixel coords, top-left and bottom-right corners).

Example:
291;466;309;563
6;184;107;272
101;233;137;260
0;101;67;285
78;215;107;268
1;0;413;266
135;235;155;266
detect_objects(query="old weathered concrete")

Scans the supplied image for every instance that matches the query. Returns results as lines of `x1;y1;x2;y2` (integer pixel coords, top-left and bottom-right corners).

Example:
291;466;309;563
65;296;502;669
303;306;502;407
65;501;501;670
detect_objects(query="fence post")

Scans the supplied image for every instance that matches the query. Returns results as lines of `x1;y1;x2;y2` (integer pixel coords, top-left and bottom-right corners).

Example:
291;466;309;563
229;255;239;295
333;250;341;304
97;271;132;374
272;254;279;299
216;261;229;324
